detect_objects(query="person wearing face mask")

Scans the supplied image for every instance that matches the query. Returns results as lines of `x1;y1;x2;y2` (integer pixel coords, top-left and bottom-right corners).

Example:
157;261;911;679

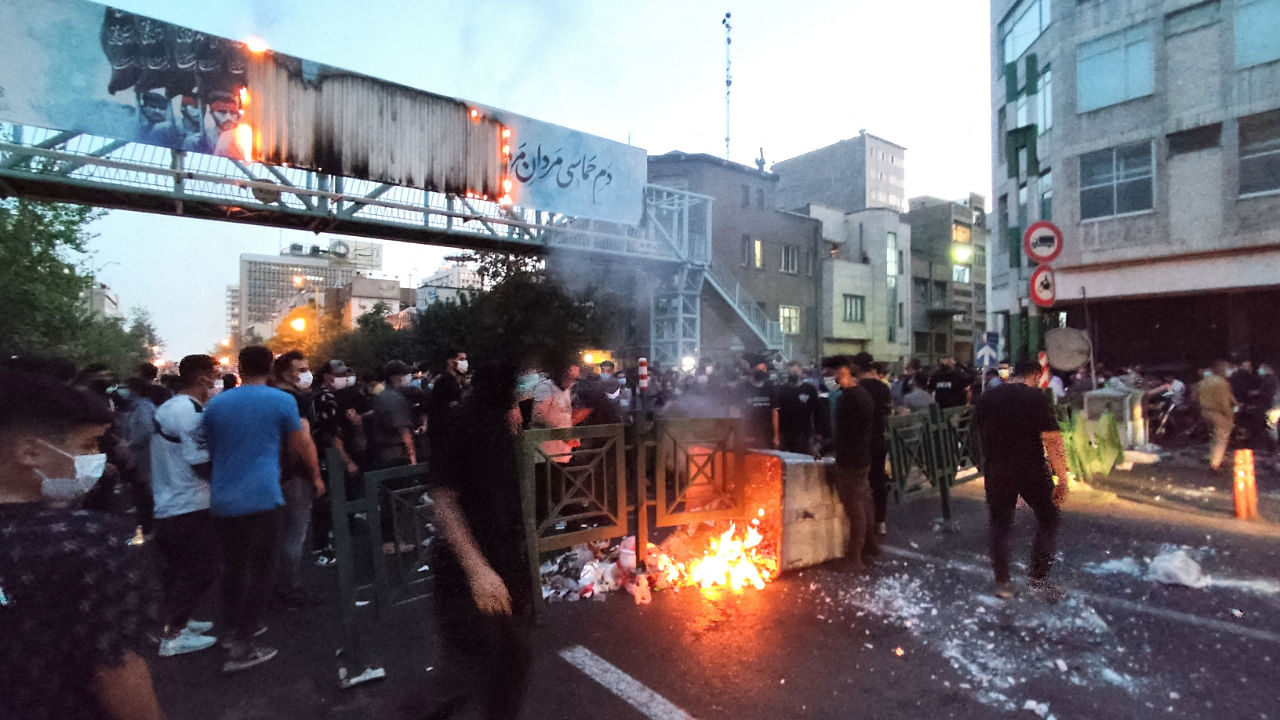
820;355;877;571
426;348;469;465
777;361;821;454
270;350;322;608
735;368;780;450
150;355;222;657
309;360;362;565
204;346;323;672
371;360;418;471
0;371;168;720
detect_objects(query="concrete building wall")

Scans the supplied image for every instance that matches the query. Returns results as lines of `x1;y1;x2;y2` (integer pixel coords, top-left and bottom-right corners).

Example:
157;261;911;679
773;131;907;214
648;153;822;363
989;0;1280;364
905;197;988;366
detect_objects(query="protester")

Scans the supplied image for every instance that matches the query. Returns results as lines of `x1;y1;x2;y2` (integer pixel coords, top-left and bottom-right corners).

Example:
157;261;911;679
1196;360;1236;472
853;353;892;536
737;368;779;449
0;371;166;719
821;355;878;569
777;361;821;454
929;355;969;409
203;345;323;672
532;363;584;461
310;359;361;565
425;358;532;718
370;360;418;470
121;376;167;534
902;374;936;414
973;361;1071;601
270;350;322;608
150;354;221;657
426;348;468;461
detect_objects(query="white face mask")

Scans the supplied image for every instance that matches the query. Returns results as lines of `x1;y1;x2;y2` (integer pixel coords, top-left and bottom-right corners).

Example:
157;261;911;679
455;359;469;374
823;376;839;391
297;371;314;390
38;440;107;502
400;374;414;388
332;376;350;390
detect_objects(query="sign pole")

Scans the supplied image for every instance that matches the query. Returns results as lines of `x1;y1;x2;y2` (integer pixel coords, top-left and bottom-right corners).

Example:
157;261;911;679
1082;286;1097;389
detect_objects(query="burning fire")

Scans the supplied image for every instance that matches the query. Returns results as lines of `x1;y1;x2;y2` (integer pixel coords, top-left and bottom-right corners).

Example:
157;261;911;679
650;509;777;595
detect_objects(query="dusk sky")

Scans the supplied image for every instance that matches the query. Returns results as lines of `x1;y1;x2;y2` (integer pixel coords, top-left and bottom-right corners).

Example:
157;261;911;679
81;0;993;355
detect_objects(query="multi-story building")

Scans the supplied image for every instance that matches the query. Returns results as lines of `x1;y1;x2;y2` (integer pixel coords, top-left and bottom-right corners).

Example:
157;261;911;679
648;152;823;363
237;239;383;341
791;204;914;364
224;285;240;339
905;195;990;367
417;264;483;309
82;282;122;320
773;131;907;214
990;0;1280;367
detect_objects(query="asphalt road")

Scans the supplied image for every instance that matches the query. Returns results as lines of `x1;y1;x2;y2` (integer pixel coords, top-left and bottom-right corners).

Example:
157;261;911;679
151;476;1280;720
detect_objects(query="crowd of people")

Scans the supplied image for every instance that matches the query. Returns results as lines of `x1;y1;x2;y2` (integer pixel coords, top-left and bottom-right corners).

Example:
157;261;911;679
4;340;1273;719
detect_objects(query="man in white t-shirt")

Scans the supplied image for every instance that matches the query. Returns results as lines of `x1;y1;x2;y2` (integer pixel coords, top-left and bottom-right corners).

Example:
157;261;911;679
150;354;222;657
532;365;581;463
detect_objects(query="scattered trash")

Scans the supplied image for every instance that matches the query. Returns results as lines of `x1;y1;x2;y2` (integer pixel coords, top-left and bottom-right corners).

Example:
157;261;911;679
1054;659;1068;673
354;600;370;607
1147;548;1210;588
1022;700;1050;717
1230;608;1244;618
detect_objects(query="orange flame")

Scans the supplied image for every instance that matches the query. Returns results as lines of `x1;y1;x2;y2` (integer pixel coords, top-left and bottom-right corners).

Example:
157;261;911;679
239;87;250;107
234;123;253;162
650;512;777;596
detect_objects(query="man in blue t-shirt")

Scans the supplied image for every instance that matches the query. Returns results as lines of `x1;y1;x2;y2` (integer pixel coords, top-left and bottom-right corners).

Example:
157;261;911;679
203;345;323;673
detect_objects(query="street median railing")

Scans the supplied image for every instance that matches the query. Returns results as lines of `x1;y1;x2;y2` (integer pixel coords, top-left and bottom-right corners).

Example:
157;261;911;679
885;405;982;526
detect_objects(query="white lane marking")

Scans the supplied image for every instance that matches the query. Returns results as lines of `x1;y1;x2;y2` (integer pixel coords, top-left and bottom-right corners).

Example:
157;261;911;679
559;645;695;720
881;545;1280;646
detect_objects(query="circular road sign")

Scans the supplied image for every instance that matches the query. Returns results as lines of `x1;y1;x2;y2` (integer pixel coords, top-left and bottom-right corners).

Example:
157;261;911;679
1023;221;1064;264
1030;265;1056;308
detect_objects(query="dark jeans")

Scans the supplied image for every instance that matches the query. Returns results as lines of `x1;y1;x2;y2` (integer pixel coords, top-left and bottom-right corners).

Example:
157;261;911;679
869;442;889;524
830;464;876;564
278;476;314;594
985;469;1060;583
153;509;220;635
423;568;532;720
215;508;281;647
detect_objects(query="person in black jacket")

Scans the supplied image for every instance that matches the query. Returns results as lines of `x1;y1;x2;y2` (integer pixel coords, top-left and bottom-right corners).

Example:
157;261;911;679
821;355;878;570
852;353;892;535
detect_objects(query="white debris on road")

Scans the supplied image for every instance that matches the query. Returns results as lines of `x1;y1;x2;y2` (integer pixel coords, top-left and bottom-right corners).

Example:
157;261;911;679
1148;548;1211;588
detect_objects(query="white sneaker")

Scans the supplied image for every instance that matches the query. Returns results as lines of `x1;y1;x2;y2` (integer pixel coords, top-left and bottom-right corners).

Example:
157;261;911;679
876;522;887;536
159;632;217;657
185;619;214;634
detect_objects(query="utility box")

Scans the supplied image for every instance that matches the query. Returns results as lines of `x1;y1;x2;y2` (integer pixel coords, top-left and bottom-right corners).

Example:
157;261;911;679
747;451;848;571
1082;388;1147;447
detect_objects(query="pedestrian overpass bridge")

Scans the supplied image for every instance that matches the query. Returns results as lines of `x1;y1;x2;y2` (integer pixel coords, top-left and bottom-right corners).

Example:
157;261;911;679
0;0;788;366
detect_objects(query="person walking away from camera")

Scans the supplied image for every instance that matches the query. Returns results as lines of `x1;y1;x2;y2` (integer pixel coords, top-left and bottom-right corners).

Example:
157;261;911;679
422;360;532;719
1197;360;1236;472
852;353;892;535
150;355;223;657
270;350;321;608
0;371;166;720
821;355;878;569
974;361;1071;601
203;346;323;672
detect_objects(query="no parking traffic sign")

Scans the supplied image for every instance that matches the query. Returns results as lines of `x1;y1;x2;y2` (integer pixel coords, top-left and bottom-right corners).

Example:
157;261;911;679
1023;221;1063;264
1030;265;1056;308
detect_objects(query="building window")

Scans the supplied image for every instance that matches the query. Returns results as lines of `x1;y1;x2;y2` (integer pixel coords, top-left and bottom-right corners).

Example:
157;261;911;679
913;277;930;302
753;238;764;269
976;282;987;300
999;0;1053;69
898;302;905;327
740;234;751;266
781;245;800;273
1016;93;1029;129
741;185;750;208
935;333;948;354
843;294;866;323
898;250;905;273
1080;141;1154;219
914;332;931;354
997;108;1007;162
779;305;800;335
885;231;899;282
1168;123;1222;156
1077;24;1154;112
975;247;987;267
1235;0;1280;68
1018;184;1028;229
1240;109;1280;196
1038;67;1053;133
933;281;948;303
888;322;897;343
953;265;971;284
1039;170;1053;220
952;223;972;244
756;188;765;211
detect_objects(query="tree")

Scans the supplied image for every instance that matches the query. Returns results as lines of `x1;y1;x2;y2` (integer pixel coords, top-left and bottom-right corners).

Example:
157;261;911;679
450;250;544;288
0;199;101;357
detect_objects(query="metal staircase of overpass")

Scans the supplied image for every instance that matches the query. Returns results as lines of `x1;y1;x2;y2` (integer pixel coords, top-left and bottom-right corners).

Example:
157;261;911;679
0;122;790;366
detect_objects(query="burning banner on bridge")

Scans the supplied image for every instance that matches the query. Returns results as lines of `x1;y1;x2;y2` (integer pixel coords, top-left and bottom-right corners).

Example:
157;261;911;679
0;0;645;225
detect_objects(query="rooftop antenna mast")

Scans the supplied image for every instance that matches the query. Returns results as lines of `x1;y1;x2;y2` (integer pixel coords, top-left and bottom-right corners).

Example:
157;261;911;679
722;12;732;161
